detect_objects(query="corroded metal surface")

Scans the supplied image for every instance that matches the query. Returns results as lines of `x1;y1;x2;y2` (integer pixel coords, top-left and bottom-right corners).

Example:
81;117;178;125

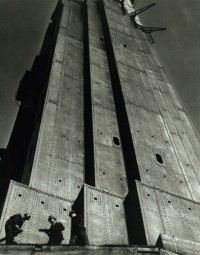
0;181;72;244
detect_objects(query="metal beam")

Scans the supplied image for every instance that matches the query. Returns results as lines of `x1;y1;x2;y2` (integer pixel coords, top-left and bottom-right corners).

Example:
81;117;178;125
129;3;156;19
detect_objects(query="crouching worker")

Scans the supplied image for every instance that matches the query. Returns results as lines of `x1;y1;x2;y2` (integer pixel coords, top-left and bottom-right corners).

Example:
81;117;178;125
39;215;65;245
69;211;89;246
5;213;31;244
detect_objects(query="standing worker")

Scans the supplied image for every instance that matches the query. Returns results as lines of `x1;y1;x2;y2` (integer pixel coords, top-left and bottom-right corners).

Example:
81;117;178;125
39;215;65;245
69;211;89;246
5;213;31;244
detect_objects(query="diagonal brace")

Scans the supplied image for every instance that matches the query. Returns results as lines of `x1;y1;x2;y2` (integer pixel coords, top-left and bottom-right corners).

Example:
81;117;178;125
129;3;156;19
137;24;167;33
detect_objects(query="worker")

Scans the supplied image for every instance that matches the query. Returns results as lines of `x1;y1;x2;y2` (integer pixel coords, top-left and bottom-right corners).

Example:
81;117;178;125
40;215;65;245
5;213;31;244
69;211;89;246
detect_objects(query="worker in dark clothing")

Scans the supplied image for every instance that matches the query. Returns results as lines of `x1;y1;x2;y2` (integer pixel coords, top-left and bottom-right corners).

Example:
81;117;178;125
5;213;31;244
69;211;89;246
40;215;65;245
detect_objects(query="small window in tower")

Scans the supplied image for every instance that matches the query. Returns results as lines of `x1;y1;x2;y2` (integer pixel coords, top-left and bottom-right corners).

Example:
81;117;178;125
113;136;120;146
155;153;163;164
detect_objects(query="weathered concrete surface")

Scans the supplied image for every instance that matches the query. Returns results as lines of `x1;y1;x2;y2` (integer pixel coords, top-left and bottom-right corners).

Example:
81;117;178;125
0;245;159;255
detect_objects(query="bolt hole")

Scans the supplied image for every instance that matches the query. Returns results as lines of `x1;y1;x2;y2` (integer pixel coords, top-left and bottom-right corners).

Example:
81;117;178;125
115;204;119;207
94;197;97;200
77;185;80;188
155;153;163;164
113;136;120;146
63;135;65;138
151;135;154;138
146;169;149;172
103;172;105;175
63;208;67;212
147;194;150;197
41;201;45;204
168;201;171;204
137;130;139;133
120;178;123;181
188;207;192;211
123;44;127;48
163;175;166;178
100;132;102;135
180;181;183;183
100;37;104;41
18;194;22;197
59;179;62;183
78;140;80;143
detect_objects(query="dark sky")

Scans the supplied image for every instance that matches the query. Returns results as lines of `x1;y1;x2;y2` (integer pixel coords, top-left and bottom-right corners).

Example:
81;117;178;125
0;0;200;148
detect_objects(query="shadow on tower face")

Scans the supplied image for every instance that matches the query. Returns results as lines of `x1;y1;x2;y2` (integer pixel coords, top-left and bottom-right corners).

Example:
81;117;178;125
124;184;147;245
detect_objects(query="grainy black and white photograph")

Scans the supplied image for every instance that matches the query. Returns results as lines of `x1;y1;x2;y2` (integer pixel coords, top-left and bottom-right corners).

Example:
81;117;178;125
0;0;200;254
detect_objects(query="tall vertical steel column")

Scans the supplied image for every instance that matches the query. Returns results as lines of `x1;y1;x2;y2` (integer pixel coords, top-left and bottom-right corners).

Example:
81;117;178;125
0;0;200;253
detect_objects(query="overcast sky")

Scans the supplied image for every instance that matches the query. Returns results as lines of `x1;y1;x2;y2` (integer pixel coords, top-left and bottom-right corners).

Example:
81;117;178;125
0;0;200;148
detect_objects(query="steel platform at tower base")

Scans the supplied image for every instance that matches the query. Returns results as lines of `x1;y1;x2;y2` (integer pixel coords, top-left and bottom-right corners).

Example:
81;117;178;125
0;245;161;255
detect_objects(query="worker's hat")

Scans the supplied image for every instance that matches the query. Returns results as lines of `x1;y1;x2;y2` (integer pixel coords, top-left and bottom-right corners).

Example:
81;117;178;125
69;211;77;218
24;213;31;220
48;215;56;222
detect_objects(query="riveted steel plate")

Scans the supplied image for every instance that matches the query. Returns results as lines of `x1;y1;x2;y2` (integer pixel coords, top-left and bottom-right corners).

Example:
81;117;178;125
179;110;200;159
165;82;183;111
29;2;84;202
68;1;83;42
0;181;72;244
127;105;192;199
91;65;115;111
106;11;131;37
84;185;128;245
88;3;128;197
161;92;180;120
137;181;200;245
